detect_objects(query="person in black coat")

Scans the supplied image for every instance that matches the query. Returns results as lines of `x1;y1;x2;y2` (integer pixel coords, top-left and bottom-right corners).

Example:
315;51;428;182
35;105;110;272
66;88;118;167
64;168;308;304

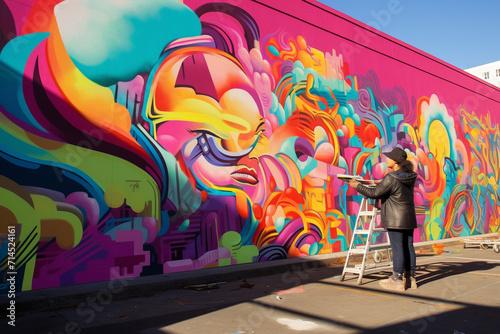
348;147;418;291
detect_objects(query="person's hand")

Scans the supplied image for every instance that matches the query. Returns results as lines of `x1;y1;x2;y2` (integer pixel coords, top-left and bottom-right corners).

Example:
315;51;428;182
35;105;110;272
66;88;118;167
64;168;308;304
348;179;360;189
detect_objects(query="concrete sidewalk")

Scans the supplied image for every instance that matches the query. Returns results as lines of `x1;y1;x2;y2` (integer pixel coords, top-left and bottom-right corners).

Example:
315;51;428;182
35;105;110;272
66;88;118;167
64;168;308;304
1;234;500;333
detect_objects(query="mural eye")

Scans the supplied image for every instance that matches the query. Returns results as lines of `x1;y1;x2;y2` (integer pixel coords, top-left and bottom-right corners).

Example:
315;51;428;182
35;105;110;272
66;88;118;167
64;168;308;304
193;133;256;167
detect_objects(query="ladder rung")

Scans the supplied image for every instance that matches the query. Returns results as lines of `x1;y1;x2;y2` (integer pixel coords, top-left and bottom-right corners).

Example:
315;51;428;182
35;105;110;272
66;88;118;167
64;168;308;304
354;228;386;235
344;264;393;273
366;262;392;268
354;243;390;250
348;249;366;254
350;244;390;253
358;211;377;216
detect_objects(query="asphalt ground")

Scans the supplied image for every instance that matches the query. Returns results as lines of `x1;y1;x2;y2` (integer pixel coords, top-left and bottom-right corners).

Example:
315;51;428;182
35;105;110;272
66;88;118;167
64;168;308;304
1;234;499;334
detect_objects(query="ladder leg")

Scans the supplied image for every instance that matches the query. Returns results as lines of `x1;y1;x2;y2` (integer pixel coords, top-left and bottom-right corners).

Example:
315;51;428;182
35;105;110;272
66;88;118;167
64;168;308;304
356;200;377;285
340;251;350;281
340;236;354;281
340;198;365;280
356;245;369;285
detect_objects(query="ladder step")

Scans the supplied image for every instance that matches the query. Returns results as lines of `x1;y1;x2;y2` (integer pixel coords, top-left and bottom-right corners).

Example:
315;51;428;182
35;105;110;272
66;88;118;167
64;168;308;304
342;268;364;274
354;228;385;235
352;243;390;250
358;211;377;216
348;249;366;254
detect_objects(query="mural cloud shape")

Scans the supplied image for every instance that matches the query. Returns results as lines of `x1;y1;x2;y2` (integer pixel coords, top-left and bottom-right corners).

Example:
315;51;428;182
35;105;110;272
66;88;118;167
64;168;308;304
54;0;202;86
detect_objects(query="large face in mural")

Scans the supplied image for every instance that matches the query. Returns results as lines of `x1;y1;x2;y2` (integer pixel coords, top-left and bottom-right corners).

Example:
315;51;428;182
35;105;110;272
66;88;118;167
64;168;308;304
144;47;269;201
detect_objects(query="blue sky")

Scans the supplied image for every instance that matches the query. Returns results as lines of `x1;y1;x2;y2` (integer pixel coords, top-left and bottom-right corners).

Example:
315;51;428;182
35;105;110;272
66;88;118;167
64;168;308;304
317;0;499;69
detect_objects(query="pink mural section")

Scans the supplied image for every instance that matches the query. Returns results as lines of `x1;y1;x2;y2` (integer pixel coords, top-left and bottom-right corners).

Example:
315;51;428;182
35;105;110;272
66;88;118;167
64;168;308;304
1;0;499;292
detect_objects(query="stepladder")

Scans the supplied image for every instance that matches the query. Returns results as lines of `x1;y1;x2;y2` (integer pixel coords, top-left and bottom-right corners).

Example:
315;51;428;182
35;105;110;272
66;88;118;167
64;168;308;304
340;196;393;284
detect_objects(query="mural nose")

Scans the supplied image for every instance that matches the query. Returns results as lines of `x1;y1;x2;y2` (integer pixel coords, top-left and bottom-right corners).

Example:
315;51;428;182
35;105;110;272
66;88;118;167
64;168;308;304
248;135;269;159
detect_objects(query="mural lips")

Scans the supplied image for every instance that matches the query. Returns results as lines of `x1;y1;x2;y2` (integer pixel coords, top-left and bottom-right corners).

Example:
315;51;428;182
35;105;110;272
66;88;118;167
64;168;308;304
231;167;259;185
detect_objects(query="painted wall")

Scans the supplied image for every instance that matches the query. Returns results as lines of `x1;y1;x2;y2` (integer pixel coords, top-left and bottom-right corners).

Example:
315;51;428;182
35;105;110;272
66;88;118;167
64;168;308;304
1;0;499;292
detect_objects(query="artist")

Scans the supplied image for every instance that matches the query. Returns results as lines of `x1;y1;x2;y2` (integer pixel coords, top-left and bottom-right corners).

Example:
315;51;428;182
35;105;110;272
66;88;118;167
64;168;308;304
347;147;418;291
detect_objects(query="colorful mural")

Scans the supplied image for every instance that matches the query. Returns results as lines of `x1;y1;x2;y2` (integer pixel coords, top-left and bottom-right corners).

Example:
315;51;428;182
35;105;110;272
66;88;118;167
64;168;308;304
1;0;499;292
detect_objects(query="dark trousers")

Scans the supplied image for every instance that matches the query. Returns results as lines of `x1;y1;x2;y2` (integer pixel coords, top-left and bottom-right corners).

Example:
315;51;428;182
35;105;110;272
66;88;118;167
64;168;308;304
388;228;416;275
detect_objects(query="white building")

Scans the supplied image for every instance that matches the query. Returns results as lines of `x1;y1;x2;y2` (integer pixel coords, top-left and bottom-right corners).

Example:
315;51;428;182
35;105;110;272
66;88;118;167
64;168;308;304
464;60;500;87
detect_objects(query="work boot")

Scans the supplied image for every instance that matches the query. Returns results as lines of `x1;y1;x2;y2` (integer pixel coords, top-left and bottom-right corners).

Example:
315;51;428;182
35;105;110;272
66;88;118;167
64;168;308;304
404;277;417;289
379;272;405;292
404;270;418;289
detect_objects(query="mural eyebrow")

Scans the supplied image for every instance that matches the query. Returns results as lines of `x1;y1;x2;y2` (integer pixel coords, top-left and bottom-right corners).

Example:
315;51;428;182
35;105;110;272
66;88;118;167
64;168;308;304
189;129;223;139
255;121;265;133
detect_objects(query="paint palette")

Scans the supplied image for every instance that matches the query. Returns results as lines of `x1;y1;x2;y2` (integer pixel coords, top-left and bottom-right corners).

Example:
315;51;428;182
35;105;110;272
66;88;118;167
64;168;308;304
336;174;374;184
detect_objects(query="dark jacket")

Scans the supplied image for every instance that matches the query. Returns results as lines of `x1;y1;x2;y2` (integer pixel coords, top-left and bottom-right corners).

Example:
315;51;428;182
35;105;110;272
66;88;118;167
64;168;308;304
356;170;418;229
